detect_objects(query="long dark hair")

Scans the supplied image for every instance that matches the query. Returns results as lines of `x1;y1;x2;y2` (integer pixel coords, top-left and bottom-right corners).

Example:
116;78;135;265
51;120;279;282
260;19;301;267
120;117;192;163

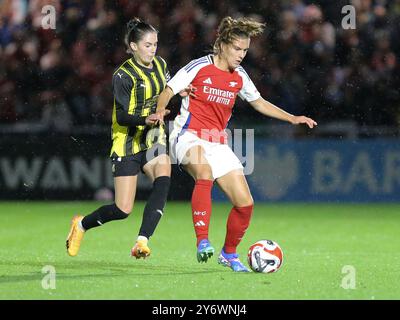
125;17;158;54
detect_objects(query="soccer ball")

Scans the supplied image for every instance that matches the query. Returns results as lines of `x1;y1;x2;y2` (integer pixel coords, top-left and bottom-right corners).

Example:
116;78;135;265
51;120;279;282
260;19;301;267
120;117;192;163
247;240;283;273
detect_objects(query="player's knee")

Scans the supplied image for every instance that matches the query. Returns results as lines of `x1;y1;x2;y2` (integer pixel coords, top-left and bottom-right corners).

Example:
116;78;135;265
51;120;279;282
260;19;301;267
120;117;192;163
194;166;213;180
196;173;212;180
156;166;171;178
234;197;254;209
114;202;133;216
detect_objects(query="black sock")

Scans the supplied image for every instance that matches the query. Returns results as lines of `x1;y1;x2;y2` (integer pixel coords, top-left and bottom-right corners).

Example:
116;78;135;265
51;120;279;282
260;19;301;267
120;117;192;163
139;176;171;239
81;203;129;231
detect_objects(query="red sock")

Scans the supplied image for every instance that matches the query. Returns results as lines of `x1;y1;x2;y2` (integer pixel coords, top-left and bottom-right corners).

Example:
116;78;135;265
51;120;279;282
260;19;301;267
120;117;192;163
191;179;213;246
224;205;254;254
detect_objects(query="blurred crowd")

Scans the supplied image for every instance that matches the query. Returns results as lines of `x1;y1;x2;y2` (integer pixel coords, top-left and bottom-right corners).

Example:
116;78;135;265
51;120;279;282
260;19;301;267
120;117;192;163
1;0;400;131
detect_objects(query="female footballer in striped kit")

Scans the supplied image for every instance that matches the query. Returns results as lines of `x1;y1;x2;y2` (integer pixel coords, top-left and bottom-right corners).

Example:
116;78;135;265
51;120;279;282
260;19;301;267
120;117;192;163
66;18;171;259
156;16;317;271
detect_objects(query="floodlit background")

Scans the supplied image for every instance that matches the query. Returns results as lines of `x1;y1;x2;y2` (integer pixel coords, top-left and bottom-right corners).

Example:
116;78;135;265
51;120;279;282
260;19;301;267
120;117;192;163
0;0;399;300
1;0;400;201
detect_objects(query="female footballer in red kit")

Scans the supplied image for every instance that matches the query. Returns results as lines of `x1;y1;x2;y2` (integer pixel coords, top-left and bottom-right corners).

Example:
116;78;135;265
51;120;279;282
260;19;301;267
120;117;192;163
156;17;317;271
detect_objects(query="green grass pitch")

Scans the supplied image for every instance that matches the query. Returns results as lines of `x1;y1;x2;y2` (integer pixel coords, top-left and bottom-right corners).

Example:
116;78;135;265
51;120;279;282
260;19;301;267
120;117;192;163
0;201;399;300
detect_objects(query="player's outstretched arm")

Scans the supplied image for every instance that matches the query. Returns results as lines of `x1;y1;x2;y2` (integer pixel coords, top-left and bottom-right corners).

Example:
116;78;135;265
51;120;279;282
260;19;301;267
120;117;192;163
249;97;318;129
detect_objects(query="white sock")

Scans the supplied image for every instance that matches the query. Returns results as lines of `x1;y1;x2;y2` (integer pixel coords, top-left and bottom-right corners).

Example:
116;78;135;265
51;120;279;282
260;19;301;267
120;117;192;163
137;236;148;242
78;220;86;232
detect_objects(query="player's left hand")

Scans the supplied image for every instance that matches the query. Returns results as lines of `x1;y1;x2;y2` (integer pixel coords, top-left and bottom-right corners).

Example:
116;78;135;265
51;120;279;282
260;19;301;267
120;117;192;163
291;116;318;129
179;84;197;98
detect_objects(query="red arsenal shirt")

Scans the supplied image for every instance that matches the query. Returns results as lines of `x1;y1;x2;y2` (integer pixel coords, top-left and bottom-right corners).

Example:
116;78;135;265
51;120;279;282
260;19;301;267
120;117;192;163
168;55;260;144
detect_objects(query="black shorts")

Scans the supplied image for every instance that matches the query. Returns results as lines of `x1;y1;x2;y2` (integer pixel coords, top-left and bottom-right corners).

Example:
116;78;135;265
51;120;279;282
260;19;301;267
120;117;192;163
111;144;168;177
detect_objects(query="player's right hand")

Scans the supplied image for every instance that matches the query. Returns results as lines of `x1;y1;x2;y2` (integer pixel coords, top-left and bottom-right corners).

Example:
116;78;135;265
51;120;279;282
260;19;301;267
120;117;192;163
154;109;171;126
145;113;161;126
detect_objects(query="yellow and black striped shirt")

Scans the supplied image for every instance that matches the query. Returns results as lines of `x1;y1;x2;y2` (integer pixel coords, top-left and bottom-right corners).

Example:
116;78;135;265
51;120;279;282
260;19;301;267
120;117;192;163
110;55;169;157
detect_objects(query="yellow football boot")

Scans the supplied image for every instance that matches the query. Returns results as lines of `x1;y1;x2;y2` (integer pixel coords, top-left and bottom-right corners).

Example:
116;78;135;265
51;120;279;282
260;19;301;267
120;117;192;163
66;215;85;257
131;239;151;259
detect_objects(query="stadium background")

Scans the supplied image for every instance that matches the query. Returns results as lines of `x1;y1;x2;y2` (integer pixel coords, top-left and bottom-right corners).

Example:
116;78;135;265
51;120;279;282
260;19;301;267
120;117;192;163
1;0;400;301
1;0;400;202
